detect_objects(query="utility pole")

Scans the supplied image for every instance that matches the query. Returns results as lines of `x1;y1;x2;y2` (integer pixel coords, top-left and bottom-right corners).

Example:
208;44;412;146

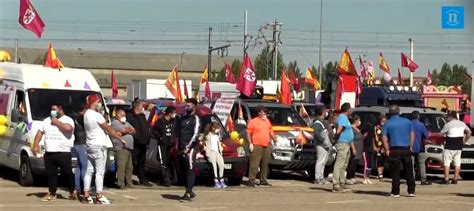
409;38;414;87
243;10;248;57
207;26;231;81
318;0;323;84
15;39;18;63
271;19;282;80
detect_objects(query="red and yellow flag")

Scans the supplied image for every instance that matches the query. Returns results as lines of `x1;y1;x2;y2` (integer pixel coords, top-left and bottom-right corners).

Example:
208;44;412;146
338;48;358;76
44;42;64;69
304;68;321;90
379;52;390;73
165;65;183;102
200;65;208;84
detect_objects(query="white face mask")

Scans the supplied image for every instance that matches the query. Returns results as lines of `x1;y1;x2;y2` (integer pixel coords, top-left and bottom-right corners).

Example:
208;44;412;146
214;129;220;134
261;114;267;120
120;117;126;123
171;113;177;119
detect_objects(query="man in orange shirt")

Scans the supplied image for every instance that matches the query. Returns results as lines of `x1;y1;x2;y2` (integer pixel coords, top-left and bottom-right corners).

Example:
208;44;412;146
247;106;278;187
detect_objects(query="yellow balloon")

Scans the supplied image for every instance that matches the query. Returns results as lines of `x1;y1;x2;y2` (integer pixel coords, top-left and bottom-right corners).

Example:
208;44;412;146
0;125;7;136
0;115;7;125
230;131;239;141
239;138;245;146
377;141;382;147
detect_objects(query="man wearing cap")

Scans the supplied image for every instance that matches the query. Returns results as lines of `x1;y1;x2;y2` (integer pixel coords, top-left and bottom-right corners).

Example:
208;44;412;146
246;105;277;187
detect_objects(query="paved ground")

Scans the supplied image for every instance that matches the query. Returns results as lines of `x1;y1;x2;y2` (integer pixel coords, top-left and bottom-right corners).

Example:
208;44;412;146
0;167;473;211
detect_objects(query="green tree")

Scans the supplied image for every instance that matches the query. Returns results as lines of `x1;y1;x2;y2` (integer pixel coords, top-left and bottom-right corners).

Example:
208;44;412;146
215;59;242;82
433;63;471;95
287;60;302;77
431;69;439;85
254;46;285;80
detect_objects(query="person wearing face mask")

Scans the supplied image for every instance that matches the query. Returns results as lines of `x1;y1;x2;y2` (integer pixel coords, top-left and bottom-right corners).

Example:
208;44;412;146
202;122;227;189
345;115;364;185
111;109;136;189
32;104;76;202
246;106;278;187
83;94;126;204
178;99;200;202
151;106;177;187
127;100;153;187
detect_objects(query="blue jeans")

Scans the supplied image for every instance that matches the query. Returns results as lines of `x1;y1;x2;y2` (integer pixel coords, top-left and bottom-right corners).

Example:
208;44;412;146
74;144;88;192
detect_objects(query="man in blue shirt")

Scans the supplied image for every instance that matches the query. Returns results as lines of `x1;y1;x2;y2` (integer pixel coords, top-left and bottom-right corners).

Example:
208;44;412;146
411;111;431;185
332;103;356;193
382;105;416;198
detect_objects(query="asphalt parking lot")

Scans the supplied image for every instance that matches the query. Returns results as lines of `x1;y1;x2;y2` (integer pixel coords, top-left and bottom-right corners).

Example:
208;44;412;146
0;167;473;211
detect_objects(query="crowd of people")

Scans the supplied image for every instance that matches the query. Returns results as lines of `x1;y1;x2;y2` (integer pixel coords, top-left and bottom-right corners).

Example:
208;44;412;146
311;103;472;197
30;95;472;204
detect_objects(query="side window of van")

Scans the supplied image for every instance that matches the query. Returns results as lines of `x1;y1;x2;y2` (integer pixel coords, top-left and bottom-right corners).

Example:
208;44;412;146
0;93;9;116
13;90;26;122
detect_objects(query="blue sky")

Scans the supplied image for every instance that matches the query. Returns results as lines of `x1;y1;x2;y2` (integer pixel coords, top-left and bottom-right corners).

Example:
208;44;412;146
0;0;473;77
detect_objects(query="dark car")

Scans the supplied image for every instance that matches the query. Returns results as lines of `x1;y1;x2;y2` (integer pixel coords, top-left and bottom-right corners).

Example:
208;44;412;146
142;99;248;185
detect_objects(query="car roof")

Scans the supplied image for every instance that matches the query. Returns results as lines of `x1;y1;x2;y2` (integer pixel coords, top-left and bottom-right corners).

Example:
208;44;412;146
353;106;445;115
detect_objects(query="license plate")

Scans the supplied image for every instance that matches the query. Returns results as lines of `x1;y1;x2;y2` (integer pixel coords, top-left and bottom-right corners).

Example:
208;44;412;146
224;164;232;170
461;158;474;164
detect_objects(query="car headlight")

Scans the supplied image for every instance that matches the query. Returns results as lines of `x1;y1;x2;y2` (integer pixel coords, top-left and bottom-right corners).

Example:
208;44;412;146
275;135;292;148
237;146;246;157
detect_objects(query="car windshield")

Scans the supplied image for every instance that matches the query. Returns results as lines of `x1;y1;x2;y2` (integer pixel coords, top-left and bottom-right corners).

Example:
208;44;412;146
295;105;318;117
249;106;306;126
28;89;102;121
401;113;447;133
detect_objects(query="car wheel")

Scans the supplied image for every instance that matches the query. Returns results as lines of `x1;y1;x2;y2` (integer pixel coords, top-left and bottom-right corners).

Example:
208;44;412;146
19;155;34;186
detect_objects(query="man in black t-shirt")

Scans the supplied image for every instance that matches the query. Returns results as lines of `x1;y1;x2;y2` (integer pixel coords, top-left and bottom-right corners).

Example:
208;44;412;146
152;106;177;187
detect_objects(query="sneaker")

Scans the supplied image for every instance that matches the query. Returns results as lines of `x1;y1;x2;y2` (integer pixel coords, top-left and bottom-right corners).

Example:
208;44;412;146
345;179;355;185
378;175;384;180
408;193;416;197
315;179;330;185
69;191;78;200
95;195;111;205
82;195;94;204
327;173;333;179
440;180;450;185
179;193;192;203
126;183;135;188
189;191;197;199
420;181;432;185
220;180;228;189
141;181;153;187
452;179;458;184
332;187;345;193
390;194;400;198
42;193;57;202
363;179;373;185
260;181;272;186
341;185;352;192
214;181;222;189
248;181;256;188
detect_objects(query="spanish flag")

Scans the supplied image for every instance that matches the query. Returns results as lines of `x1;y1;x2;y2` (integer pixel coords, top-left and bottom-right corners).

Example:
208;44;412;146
165;65;183;102
304;68;321;90
338;48;358;76
44;42;64;69
379;52;390;73
200;65;209;84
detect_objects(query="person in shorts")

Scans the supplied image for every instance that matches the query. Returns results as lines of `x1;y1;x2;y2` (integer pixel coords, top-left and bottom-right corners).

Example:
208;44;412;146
440;111;472;184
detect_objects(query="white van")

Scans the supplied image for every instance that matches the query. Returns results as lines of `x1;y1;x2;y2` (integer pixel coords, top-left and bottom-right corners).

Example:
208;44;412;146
0;62;109;186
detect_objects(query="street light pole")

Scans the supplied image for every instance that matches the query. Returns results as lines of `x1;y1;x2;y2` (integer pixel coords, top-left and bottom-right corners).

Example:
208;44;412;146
318;0;323;85
208;27;212;81
409;38;414;87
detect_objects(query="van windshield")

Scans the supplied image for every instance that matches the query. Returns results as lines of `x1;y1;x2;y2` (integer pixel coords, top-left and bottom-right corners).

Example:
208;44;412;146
28;89;102;121
249;106;306;127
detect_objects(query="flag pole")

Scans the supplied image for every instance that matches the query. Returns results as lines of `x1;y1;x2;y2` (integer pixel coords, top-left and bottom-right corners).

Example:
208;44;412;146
409;38;414;87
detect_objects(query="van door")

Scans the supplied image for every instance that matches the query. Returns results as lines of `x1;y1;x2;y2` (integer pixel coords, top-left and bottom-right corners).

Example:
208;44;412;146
0;85;12;163
4;89;28;168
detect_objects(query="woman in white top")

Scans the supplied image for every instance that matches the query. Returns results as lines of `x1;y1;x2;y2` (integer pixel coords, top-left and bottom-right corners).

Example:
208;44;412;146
82;94;126;204
202;122;227;188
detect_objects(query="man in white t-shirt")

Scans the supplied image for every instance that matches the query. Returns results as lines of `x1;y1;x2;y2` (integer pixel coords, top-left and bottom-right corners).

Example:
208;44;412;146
440;111;472;185
32;104;76;202
82;94;125;205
